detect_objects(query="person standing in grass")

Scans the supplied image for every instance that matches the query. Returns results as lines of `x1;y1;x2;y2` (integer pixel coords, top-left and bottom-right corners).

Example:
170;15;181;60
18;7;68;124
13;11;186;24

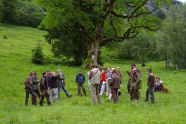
57;69;72;99
145;68;155;104
100;68;108;96
87;68;92;92
89;65;101;105
130;68;141;101
49;72;60;103
75;70;86;96
106;67;112;100
117;67;123;96
31;72;40;105
24;72;36;106
39;72;51;106
109;70;121;103
130;63;141;99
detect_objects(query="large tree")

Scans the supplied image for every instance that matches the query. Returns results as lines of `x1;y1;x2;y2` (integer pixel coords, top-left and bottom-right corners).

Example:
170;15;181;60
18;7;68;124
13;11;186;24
38;0;170;67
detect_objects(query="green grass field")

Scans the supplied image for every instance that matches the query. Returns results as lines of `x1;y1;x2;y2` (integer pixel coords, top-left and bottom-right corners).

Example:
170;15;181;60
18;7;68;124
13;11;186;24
0;24;186;124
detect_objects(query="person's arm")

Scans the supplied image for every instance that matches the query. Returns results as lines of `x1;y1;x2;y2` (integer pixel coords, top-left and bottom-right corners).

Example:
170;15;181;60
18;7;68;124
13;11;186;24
106;73;108;82
109;77;114;86
24;77;31;88
89;71;92;79
160;81;163;84
83;75;85;83
120;71;123;79
40;78;46;89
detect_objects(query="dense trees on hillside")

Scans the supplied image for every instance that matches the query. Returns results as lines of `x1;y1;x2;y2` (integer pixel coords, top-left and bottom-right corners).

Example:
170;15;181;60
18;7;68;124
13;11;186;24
0;0;46;27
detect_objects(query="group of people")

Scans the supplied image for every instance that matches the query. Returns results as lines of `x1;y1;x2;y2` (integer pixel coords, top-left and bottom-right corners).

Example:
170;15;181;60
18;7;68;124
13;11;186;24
24;63;162;106
24;69;72;106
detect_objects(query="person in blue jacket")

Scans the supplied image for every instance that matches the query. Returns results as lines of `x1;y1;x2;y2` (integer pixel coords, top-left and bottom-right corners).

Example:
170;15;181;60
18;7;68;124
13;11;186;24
75;70;86;96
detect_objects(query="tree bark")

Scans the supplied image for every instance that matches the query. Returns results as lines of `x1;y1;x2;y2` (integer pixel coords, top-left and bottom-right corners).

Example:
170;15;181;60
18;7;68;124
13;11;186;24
3;20;6;27
176;64;178;70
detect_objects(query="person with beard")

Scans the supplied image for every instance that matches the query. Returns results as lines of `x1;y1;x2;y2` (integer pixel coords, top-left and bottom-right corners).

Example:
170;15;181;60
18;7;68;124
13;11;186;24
31;72;40;105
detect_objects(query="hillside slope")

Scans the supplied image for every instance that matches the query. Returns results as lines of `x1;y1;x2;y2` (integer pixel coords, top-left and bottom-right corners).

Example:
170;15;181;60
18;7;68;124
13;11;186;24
0;25;186;123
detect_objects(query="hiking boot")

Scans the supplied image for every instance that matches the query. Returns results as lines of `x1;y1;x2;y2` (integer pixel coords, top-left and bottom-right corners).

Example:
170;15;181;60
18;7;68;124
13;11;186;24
68;94;72;97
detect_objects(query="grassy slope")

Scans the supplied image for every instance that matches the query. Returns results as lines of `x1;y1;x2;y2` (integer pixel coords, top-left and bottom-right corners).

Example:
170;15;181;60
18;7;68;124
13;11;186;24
0;24;186;124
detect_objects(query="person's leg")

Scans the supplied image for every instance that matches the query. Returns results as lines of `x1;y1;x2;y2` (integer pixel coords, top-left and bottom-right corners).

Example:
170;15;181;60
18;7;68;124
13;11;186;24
134;88;139;100
25;89;30;106
32;90;36;105
48;87;51;97
88;79;91;92
145;87;150;101
53;88;58;103
130;86;134;100
105;83;108;97
45;90;51;105
77;83;81;96
50;88;53;103
30;90;37;105
111;89;117;103
62;83;70;97
81;83;87;96
100;82;106;96
96;84;101;104
91;84;96;105
39;90;45;106
138;89;140;99
150;86;155;103
58;86;62;99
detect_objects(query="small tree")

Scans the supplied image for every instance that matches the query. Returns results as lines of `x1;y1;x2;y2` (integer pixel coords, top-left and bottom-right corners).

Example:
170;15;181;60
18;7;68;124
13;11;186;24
32;42;44;64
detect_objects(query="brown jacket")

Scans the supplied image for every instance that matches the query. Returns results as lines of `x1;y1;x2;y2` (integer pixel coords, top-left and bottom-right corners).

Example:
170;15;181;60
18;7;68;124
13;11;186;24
147;73;155;87
24;76;33;89
109;75;121;89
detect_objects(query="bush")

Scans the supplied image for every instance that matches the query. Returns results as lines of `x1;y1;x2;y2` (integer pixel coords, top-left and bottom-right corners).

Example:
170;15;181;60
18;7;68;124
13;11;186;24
32;42;44;64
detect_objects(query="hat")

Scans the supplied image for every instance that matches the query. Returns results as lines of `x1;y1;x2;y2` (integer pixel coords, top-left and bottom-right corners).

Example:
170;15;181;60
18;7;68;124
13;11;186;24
131;63;136;66
34;72;37;75
104;68;107;70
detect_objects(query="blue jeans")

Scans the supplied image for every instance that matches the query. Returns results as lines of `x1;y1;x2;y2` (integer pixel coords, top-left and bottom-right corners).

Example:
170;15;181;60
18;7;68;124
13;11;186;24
58;83;70;98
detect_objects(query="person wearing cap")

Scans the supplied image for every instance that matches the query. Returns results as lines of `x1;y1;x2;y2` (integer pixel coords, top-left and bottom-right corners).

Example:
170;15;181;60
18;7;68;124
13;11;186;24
87;68;92;92
49;72;60;103
130;68;141;101
39;72;51;106
106;67;112;100
24;72;36;106
100;68;108;96
89;65;101;105
109;70;121;103
129;63;141;99
145;68;155;104
31;72;40;105
57;69;72;99
75;70;86;96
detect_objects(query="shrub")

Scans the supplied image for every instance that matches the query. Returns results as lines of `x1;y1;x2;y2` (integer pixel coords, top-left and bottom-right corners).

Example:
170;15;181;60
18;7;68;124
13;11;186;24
32;42;44;64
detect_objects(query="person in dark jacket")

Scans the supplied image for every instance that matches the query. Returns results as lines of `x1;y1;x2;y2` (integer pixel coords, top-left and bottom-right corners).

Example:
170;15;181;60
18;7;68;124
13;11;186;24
24;72;36;106
39;72;51;106
49;72;60;103
31;72;40;105
57;69;72;99
75;70;86;96
109;70;121;103
145;68;155;104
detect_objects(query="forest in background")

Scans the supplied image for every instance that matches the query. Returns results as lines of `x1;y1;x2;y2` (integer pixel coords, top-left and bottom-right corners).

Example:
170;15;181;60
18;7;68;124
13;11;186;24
0;0;185;70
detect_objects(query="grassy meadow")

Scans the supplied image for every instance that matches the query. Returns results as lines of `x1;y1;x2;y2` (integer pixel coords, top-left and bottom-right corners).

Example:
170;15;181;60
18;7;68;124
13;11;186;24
0;24;186;124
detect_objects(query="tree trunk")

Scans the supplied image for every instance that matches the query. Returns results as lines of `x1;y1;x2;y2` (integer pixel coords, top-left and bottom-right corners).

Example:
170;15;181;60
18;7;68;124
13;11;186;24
3;20;6;27
166;59;168;68
168;60;169;68
176;64;178;70
154;54;156;62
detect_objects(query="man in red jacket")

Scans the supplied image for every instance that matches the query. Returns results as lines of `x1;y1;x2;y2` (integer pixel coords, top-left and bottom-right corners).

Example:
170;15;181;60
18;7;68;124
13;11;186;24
100;68;108;96
145;68;155;104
